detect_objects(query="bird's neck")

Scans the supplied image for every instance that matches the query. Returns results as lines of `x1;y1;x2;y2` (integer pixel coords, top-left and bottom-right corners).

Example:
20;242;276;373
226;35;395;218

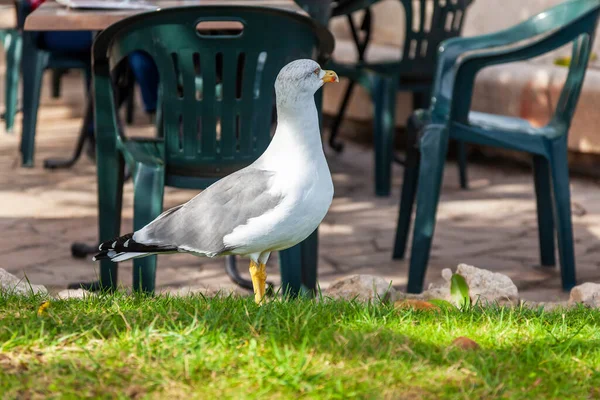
257;95;324;169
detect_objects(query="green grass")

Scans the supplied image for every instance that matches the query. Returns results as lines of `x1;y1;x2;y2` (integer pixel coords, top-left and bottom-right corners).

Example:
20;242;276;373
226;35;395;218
0;292;599;399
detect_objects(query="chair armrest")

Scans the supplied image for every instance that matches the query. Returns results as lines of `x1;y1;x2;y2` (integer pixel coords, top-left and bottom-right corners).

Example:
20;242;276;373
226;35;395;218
121;138;165;169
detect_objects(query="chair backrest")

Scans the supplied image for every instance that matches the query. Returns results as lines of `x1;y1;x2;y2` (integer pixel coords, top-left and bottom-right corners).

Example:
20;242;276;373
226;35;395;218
551;3;600;127
433;0;600;129
93;6;333;186
399;0;472;78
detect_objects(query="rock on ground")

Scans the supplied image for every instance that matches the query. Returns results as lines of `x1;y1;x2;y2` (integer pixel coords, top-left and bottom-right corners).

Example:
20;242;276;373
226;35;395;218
569;282;600;307
421;264;519;304
322;274;396;303
0;268;47;296
524;301;571;311
56;289;94;299
161;286;237;298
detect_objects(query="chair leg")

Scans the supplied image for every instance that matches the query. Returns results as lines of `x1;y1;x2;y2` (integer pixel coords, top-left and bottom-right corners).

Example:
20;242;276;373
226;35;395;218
532;155;556;267
457;141;469;189
279;228;319;297
132;162;165;294
328;79;355;153
407;124;449;293
279;242;302;297
300;228;318;294
393;114;421;259
97;143;125;291
125;86;135;125
83;67;92;95
225;255;253;290
5;30;21;133
548;138;576;291
412;91;430;110
51;68;64;99
372;76;397;197
20;33;48;167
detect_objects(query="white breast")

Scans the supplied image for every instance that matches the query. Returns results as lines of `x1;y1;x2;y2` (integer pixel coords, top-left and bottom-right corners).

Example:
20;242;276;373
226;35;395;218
222;97;334;255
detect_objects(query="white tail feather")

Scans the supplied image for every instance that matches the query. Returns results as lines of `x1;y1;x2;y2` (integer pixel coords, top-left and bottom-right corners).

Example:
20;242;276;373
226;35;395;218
111;252;149;262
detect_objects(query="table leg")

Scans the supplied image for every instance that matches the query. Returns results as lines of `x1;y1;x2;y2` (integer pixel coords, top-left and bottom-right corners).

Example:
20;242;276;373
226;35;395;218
43;96;92;169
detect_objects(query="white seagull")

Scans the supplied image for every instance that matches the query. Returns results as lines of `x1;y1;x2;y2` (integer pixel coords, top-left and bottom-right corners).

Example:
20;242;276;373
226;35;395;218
93;59;339;303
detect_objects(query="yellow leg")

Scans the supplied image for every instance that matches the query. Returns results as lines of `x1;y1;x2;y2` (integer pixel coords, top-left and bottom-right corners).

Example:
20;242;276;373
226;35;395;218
249;261;267;304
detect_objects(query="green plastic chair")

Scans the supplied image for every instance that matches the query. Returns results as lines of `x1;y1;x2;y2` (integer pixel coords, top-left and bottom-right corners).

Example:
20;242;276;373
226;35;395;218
17;0;92;167
295;0;333;25
327;0;472;196
393;0;600;293
92;6;334;294
0;4;21;134
0;2;21;133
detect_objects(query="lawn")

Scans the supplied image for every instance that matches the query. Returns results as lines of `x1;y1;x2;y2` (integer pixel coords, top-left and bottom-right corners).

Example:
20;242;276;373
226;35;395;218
0;292;599;399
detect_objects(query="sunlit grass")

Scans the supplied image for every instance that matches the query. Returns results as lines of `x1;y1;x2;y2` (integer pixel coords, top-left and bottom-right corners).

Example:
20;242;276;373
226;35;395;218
0;292;598;399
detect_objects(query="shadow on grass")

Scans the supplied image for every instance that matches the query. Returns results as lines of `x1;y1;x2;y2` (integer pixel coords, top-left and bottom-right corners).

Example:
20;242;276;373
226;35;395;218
1;294;600;398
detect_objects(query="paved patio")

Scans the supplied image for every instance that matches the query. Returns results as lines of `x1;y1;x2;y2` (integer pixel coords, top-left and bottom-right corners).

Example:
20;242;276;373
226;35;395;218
1;70;600;302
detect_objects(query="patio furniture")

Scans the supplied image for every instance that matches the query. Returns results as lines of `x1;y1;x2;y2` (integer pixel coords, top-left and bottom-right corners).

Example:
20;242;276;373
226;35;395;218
17;0;92;167
92;5;334;294
0;3;20;132
24;0;312;291
22;1;305;171
0;28;20;132
295;0;332;25
393;0;600;293
327;0;473;196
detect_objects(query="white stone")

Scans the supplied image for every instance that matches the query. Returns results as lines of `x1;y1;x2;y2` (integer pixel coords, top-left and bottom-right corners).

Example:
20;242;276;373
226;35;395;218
161;286;230;298
322;274;396;303
419;264;519;304
0;268;47;296
441;268;453;282
456;264;519;304
56;289;94;299
569;282;600;307
525;301;571;311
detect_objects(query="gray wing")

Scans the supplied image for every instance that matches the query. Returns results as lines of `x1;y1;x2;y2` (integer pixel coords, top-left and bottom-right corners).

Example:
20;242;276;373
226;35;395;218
133;167;283;255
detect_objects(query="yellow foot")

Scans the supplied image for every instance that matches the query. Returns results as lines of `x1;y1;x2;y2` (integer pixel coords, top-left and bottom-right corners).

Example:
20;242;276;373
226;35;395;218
249;261;267;304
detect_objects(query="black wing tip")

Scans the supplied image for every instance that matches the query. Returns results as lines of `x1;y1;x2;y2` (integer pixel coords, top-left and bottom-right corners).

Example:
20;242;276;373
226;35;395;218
99;233;134;250
92;250;110;261
97;232;177;255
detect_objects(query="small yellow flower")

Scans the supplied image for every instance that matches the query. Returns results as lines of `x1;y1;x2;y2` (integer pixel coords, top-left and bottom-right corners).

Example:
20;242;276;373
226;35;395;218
37;301;50;316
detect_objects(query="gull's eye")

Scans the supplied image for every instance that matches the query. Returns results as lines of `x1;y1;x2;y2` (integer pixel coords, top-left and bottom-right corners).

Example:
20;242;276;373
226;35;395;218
313;68;321;75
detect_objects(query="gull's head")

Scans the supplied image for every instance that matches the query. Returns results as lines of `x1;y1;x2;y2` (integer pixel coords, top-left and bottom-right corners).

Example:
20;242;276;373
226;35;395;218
275;59;338;103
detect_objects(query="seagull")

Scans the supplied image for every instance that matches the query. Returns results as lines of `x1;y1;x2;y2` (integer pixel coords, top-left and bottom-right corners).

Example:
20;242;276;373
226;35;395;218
93;59;339;303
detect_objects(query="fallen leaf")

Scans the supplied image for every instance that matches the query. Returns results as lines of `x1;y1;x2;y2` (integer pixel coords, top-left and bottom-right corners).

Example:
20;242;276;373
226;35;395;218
451;336;480;350
394;299;440;311
428;299;457;310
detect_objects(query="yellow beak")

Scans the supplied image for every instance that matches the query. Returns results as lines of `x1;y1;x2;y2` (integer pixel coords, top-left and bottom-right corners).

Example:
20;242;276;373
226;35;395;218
322;70;339;83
